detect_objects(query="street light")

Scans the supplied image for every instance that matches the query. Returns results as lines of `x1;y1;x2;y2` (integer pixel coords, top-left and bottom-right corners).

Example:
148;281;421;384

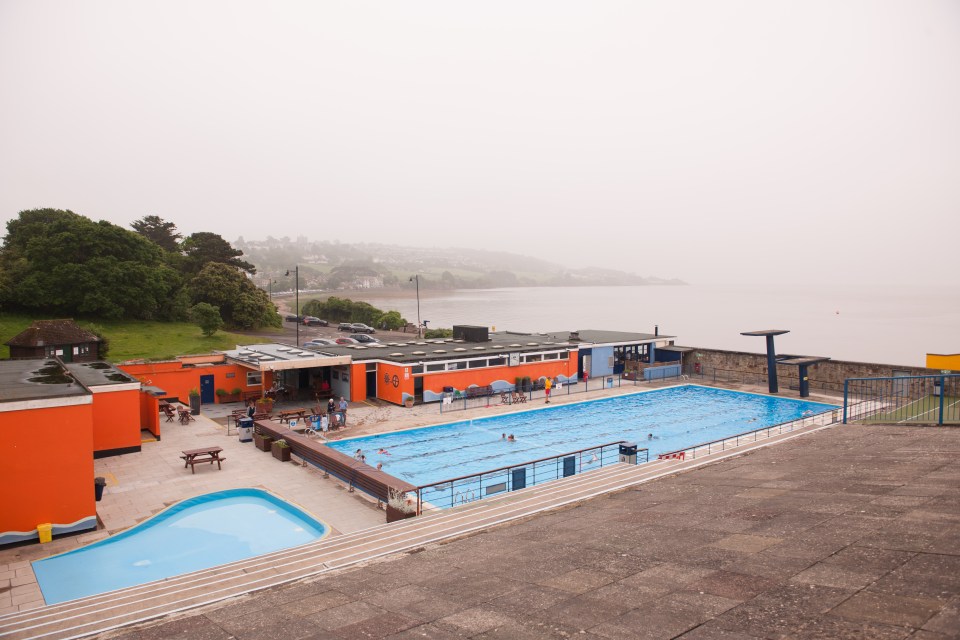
409;275;421;338
285;266;299;347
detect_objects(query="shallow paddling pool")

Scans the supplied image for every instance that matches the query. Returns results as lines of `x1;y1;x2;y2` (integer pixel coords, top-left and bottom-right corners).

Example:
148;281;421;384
33;488;327;604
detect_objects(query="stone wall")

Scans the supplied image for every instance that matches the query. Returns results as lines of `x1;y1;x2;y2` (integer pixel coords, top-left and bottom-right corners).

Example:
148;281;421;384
684;347;939;393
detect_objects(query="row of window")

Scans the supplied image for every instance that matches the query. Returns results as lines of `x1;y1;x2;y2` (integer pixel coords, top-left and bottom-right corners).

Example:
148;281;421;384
411;351;568;374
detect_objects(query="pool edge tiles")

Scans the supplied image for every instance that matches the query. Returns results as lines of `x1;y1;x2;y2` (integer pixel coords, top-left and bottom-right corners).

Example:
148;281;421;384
325;385;839;499
32;488;330;605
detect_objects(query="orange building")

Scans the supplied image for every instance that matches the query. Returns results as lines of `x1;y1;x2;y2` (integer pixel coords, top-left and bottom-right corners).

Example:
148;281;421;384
0;358;155;545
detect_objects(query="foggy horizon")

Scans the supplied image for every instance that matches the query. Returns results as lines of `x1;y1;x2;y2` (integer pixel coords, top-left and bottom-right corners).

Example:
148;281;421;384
2;1;958;287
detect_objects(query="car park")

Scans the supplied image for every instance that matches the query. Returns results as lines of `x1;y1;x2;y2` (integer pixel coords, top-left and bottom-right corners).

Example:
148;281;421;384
335;337;359;345
350;323;376;334
302;316;328;326
337;322;354;331
351;334;380;344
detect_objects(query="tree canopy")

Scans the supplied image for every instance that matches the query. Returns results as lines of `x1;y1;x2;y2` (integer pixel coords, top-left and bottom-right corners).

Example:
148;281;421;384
0;209;182;319
182;232;256;275
131;215;182;251
189;263;279;329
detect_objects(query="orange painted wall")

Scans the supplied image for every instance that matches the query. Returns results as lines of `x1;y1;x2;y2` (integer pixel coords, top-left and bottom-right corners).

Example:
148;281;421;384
0;402;94;536
91;388;142;454
350;363;367;401
120;361;258;404
140;392;160;438
377;362;413;405
421;359;578;396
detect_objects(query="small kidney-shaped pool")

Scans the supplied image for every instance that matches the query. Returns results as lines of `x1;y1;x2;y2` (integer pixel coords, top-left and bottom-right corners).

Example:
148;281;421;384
33;488;328;604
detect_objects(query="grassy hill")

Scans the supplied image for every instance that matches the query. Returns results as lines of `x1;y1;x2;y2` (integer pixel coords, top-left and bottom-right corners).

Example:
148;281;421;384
0;313;263;362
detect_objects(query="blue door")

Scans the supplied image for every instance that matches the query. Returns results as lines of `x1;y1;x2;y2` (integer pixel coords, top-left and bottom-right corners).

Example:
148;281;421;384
511;468;526;491
200;375;215;404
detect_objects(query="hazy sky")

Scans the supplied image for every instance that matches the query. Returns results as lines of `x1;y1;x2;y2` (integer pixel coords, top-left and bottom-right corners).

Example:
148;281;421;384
1;1;958;285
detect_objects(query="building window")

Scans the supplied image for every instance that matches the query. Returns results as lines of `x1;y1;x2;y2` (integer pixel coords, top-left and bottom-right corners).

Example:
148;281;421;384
489;357;506;367
411;365;424;374
45;346;57;357
468;360;485;369
426;363;445;372
246;371;262;386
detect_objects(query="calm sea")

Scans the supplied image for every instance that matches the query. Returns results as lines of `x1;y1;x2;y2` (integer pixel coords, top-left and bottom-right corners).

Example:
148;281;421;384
339;284;959;368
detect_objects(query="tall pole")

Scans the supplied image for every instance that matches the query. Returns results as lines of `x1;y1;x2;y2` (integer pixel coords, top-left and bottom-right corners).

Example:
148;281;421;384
411;275;421;338
295;265;299;347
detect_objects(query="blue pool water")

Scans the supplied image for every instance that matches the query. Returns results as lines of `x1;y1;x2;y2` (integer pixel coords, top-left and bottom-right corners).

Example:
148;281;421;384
328;385;836;502
33;488;327;604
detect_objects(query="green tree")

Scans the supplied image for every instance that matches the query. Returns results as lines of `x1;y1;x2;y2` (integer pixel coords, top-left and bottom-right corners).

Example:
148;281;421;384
189;302;224;336
0;209;182;319
189;262;279;329
377;310;407;330
181;232;256;275
131;215;182;251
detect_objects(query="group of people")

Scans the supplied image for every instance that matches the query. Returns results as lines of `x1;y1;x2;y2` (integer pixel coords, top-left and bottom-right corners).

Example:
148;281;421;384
501;433;516;442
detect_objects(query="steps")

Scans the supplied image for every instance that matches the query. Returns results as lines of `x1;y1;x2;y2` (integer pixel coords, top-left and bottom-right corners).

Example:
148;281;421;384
0;418;834;640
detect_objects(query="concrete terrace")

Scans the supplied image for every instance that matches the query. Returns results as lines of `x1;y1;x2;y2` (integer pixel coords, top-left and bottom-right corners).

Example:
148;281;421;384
92;424;960;639
1;380;957;638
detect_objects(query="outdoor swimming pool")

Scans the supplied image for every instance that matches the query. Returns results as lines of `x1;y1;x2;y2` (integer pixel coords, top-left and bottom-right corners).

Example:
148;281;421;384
327;385;837;500
32;488;327;604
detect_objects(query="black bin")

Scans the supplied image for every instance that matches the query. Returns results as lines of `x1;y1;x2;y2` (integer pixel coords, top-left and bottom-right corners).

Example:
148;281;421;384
619;443;638;456
94;477;106;502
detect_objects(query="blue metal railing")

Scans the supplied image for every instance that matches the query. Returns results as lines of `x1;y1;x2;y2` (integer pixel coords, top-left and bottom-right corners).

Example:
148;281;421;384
843;374;960;425
414;441;646;512
655;409;841;461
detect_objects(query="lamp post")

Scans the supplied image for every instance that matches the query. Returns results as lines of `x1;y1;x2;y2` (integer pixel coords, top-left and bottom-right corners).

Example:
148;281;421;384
285;266;299;347
409;275;421;338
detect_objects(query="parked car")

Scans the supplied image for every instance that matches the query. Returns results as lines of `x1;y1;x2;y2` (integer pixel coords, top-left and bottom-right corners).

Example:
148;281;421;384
302;316;328;326
305;338;336;347
350;323;376;334
351;334;380;344
337;322;354;332
284;314;300;322
335;337;359;345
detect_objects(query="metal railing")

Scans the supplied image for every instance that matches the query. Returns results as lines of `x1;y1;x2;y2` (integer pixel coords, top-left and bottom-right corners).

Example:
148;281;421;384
655;409;841;461
437;368;689;414
684;365;846;393
843;374;960;425
414;440;645;512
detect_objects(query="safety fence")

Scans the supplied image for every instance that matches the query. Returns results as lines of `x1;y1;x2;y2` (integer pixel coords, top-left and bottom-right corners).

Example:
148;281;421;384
843;374;960;425
654;409;842;461
685;364;846;393
437;369;688;414
414;441;644;512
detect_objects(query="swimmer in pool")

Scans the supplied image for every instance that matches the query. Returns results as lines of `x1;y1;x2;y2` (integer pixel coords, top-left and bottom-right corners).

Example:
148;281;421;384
507;434;516;442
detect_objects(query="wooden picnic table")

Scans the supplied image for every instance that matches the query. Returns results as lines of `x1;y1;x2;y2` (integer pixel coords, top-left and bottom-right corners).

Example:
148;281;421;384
177;407;196;424
180;446;225;474
277;408;308;424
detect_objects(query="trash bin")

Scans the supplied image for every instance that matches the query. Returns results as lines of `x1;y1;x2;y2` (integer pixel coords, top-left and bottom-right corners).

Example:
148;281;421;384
37;523;52;544
95;477;106;502
606;377;614;388
618;442;638;464
238;417;254;442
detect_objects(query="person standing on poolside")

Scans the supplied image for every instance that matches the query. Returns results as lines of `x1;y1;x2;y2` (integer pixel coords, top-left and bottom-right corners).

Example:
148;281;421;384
338;396;348;425
327;397;336;414
544;376;552;403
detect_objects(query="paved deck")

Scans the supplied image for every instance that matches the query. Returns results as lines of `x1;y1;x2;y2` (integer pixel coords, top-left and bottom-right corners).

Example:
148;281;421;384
102;424;959;639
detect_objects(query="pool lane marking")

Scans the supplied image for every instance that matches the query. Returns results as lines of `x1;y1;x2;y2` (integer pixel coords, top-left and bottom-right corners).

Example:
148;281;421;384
6;419;839;639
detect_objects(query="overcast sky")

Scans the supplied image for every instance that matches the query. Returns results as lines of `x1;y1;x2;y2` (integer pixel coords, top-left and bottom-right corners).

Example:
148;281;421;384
1;1;958;285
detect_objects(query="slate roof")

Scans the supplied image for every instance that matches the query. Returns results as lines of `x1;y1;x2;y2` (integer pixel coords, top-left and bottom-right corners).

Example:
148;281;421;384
5;319;102;348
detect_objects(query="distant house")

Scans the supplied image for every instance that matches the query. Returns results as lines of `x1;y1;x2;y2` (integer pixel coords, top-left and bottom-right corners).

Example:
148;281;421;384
5;319;102;362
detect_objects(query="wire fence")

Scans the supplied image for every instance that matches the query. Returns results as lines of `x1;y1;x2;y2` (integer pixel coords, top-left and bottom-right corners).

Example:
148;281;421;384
843;374;960;425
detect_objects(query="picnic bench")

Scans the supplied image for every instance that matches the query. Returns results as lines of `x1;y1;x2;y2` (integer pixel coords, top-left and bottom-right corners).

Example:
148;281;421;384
277;408;309;424
177;407;196;424
180;446;225;473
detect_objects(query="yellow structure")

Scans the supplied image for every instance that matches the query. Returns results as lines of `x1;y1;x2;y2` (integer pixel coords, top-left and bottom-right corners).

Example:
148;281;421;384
37;523;52;544
926;353;960;371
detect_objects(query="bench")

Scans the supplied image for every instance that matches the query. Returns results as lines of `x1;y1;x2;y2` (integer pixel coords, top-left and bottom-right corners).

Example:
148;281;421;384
180;446;225;473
